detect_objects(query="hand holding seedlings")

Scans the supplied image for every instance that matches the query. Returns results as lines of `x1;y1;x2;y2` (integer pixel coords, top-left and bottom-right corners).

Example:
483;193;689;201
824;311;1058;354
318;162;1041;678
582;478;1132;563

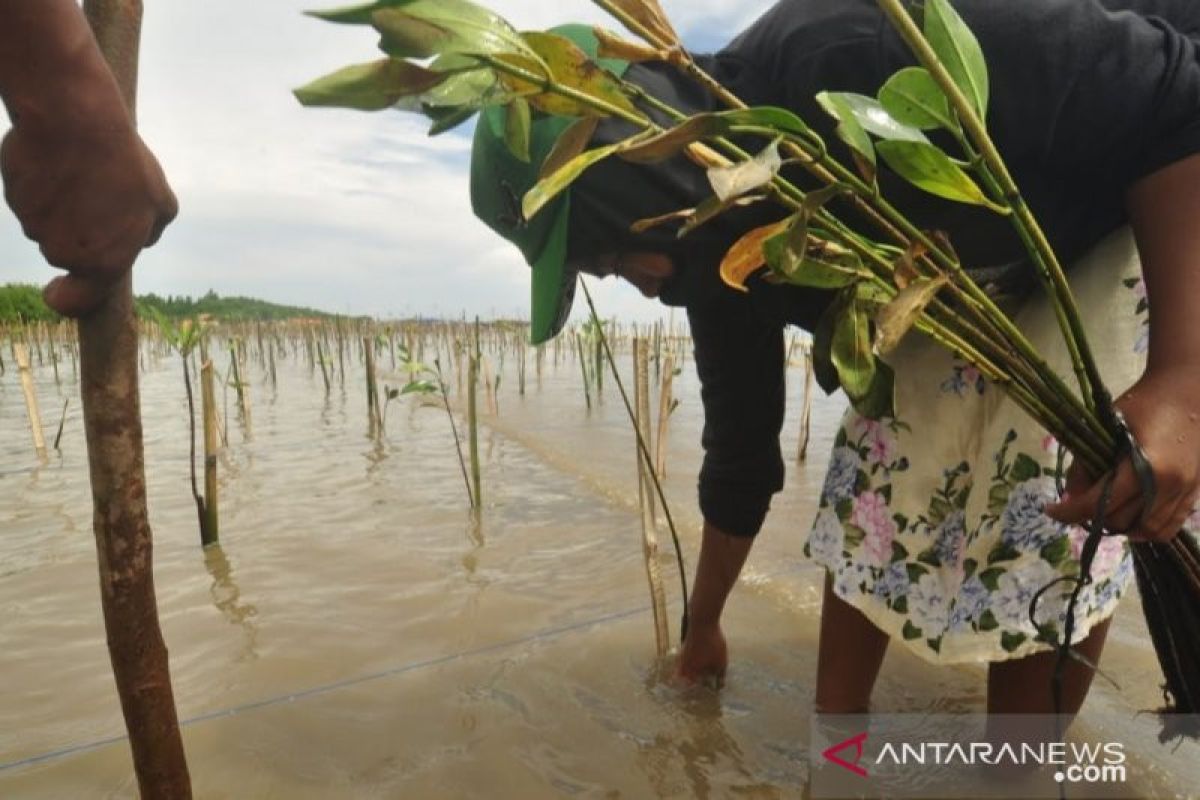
0;0;177;317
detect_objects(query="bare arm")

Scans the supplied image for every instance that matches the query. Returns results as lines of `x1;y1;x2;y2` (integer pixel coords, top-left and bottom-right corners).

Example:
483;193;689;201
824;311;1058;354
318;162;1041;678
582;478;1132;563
1046;152;1200;541
0;0;176;316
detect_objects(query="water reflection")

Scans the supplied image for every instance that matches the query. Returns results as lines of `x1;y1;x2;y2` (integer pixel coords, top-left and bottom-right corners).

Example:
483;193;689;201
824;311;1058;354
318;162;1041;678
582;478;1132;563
202;544;259;661
639;676;762;799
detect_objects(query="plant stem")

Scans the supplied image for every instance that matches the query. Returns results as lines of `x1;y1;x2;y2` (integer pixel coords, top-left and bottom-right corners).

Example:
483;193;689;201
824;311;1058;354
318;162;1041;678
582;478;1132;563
873;0;1104;415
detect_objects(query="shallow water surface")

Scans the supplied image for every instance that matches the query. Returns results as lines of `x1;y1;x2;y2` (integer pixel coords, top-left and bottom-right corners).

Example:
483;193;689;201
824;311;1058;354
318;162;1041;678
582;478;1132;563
0;332;1194;798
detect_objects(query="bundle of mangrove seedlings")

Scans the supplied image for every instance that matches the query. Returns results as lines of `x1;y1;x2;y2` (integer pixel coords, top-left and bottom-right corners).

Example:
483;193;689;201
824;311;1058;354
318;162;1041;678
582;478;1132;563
295;0;1200;727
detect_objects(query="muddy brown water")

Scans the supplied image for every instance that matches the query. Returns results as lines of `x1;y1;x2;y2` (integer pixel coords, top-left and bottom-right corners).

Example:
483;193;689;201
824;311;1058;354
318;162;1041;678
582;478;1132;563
1;333;1196;798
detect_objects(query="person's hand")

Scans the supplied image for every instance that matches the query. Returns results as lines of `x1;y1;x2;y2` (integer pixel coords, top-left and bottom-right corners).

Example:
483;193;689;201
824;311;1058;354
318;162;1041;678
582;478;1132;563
675;621;727;686
1;68;176;317
1045;368;1200;542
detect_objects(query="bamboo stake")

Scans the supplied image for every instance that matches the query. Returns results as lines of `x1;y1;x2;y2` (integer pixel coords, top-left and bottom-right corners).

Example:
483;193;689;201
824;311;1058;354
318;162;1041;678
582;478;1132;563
634;337;670;656
364;335;381;433
654;352;675;479
468;319;482;511
77;1;192;794
15;343;47;457
199;357;219;547
315;339;330;394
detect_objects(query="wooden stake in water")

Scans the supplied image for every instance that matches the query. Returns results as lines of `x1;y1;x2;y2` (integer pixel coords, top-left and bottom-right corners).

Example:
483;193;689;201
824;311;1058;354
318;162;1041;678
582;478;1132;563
315;339;330;394
364;336;382;433
655;352;676;480
634;338;669;657
15;342;47;458
467;319;482;511
199;356;220;547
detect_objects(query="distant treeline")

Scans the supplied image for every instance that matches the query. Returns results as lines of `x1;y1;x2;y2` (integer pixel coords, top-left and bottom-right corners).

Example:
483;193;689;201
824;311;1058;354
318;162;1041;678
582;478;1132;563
0;284;333;324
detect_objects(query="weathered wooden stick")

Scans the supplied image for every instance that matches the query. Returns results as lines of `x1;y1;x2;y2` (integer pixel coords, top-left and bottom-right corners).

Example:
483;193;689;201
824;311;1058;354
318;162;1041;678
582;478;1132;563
468;319;482;511
633;338;669;657
654;352;675;480
14;342;47;457
200;356;219;547
78;2;192;794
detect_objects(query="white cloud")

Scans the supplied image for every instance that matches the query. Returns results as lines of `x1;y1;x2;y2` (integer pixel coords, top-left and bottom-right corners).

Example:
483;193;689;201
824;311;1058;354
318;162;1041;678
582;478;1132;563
0;0;776;327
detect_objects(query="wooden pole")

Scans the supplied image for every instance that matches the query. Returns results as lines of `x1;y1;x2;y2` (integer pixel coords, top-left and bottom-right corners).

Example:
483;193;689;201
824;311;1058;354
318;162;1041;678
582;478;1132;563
14;342;47;457
654;352;675;480
199;356;220;547
634;338;669;657
78;1;192;795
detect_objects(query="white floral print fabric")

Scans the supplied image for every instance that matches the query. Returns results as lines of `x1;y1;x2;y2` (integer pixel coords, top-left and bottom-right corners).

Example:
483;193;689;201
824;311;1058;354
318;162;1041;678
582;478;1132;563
804;228;1184;664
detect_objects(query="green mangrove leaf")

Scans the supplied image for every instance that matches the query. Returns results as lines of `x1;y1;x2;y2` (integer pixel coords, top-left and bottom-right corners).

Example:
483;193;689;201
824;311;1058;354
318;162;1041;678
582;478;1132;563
765;235;865;289
540;116;600;179
719;217;790;292
369;1;540;65
293;58;447;110
876;140;992;207
812;300;842;395
424;104;477;135
522;142;623;220
401;379;439;395
878;67;956;131
707;140;782;202
593;26;666;62
874;276;947;355
503;97;531;162
824;92;927;143
925;0;989;119
719;106;814;140
855;280;894;310
498;31;638;117
816;91;876;183
831;299;875;399
851;358;896;420
619;114;723;163
306;0;396;25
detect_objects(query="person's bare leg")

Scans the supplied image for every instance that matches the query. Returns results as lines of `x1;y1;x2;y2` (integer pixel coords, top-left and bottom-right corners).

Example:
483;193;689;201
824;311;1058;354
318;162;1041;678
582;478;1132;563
987;617;1111;717
815;572;891;713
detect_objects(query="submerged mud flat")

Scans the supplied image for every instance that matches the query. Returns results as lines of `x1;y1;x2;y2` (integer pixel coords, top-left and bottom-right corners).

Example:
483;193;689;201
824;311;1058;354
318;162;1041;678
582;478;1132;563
0;332;1194;798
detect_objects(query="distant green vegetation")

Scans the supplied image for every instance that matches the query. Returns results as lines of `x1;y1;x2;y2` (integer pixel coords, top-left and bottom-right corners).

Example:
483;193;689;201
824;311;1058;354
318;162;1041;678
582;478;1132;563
136;290;333;321
0;284;58;324
0;285;333;324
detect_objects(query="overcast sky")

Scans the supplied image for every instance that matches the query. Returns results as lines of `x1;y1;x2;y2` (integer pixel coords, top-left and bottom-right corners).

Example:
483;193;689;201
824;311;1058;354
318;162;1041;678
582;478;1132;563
0;0;778;322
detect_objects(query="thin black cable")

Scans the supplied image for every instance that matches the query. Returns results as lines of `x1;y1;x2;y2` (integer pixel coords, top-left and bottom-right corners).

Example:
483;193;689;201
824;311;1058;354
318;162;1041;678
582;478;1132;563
579;277;691;643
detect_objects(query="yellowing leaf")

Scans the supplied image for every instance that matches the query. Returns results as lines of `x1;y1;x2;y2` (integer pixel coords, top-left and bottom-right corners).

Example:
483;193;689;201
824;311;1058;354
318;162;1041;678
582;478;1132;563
294;58;448;110
503;98;531;162
498;31;639;118
522;142;623;220
719;218;789;292
539;116;600;179
874;276;947;354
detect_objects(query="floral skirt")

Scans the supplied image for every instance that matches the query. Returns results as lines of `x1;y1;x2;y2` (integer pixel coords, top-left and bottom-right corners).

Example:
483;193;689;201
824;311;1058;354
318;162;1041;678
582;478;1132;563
802;227;1189;664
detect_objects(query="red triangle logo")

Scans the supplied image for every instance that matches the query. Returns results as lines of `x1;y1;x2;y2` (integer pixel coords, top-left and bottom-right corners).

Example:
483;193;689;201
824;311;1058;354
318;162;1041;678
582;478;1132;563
822;732;869;777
